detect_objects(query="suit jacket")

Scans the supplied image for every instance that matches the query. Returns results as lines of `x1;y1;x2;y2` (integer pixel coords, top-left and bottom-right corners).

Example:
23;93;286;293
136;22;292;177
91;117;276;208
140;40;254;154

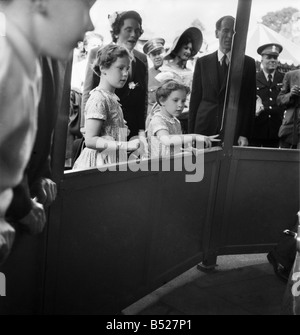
6;58;71;221
252;70;285;140
189;51;256;142
82;45;148;137
0;19;41;219
277;69;300;144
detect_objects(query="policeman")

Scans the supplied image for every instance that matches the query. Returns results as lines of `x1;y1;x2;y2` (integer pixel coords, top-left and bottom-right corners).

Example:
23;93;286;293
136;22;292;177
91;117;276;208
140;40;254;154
251;43;285;148
143;38;165;115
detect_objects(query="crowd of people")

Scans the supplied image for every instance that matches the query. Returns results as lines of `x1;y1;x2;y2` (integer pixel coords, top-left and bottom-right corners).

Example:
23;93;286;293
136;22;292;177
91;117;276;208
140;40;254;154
0;1;300;281
70;11;300;172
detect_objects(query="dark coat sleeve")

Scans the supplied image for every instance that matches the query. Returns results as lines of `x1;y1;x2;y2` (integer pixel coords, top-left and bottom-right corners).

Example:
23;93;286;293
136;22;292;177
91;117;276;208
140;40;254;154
277;72;294;108
134;50;149;126
5;176;32;221
189;58;203;133
237;56;256;139
5;58;70;223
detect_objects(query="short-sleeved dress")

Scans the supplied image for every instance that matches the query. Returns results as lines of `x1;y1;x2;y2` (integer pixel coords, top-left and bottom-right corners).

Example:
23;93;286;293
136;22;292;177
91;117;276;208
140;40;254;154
147;110;182;158
73;88;127;170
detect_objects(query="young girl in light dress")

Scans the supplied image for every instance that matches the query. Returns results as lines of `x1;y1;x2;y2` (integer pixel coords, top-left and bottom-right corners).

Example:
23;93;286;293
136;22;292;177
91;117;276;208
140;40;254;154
73;44;140;170
147;79;218;158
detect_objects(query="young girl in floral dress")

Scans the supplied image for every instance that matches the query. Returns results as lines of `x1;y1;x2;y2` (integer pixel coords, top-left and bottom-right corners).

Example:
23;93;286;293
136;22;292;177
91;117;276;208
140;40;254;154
73;44;140;170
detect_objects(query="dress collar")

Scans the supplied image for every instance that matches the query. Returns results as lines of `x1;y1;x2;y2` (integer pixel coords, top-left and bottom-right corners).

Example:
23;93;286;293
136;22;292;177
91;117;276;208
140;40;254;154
157;112;180;125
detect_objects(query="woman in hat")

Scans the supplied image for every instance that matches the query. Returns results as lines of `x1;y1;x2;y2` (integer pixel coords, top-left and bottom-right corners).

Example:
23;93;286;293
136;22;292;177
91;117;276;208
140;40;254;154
160;27;203;133
82;10;148;139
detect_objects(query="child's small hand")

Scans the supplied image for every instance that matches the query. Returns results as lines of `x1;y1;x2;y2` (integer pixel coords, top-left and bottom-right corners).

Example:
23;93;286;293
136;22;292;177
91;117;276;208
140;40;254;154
127;139;140;152
208;135;221;142
194;134;220;149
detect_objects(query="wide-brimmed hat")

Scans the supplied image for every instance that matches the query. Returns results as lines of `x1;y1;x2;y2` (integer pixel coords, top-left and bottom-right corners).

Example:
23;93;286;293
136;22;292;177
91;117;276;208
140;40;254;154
164;27;203;60
143;38;165;55
257;43;283;56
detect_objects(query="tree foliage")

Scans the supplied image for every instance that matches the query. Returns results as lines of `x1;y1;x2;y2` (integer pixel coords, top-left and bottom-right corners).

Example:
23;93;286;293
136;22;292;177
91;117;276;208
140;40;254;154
262;7;299;33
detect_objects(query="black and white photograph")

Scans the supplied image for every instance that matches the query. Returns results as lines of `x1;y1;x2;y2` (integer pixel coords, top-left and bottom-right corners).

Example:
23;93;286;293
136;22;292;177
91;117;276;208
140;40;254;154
0;0;300;318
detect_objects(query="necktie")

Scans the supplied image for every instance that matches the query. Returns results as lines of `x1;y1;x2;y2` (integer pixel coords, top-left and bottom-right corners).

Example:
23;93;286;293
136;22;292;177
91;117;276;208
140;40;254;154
268;74;272;87
222;54;228;72
220;54;228;85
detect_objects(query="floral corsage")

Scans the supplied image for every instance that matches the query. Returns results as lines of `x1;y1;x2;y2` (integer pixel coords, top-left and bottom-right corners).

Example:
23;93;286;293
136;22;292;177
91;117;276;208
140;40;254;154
128;82;139;90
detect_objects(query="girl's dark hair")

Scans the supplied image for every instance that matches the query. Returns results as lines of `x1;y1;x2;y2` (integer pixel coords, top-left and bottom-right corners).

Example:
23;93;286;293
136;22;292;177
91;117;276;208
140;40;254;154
109;11;144;43
92;44;132;77
172;33;194;58
156;79;190;106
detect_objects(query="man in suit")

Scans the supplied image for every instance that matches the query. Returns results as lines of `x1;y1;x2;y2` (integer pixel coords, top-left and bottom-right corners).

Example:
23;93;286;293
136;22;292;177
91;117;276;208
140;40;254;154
277;69;300;149
251;43;285;148
5;58;71;235
0;0;95;264
82;11;148;138
189;16;256;146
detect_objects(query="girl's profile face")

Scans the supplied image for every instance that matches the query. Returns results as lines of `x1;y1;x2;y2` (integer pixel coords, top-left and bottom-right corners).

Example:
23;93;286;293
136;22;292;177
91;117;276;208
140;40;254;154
118;18;142;51
162;89;187;118
104;56;130;89
177;42;193;61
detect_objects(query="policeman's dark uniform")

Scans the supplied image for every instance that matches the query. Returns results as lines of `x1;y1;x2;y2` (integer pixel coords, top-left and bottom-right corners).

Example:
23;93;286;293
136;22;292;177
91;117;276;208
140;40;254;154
251;44;285;148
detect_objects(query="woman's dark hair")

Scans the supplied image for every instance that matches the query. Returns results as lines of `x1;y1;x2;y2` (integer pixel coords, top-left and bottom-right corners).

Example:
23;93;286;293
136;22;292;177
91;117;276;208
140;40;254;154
92;44;132;77
156;79;190;106
172;33;194;58
109;11;144;43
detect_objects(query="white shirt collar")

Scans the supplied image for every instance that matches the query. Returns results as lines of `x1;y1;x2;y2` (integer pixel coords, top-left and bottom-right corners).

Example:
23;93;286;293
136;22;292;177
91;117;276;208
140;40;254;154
218;50;231;64
263;70;275;81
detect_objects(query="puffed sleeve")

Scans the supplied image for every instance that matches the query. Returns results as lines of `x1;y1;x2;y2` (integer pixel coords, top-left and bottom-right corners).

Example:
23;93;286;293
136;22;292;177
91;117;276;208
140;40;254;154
149;115;169;136
85;90;108;121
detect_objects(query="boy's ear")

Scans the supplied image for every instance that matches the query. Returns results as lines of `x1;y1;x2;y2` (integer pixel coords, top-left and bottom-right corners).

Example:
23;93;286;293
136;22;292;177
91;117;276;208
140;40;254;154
32;0;48;15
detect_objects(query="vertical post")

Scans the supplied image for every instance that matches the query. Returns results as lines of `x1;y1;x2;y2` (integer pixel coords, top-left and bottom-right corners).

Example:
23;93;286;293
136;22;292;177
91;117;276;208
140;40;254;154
222;0;252;153
199;0;253;270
